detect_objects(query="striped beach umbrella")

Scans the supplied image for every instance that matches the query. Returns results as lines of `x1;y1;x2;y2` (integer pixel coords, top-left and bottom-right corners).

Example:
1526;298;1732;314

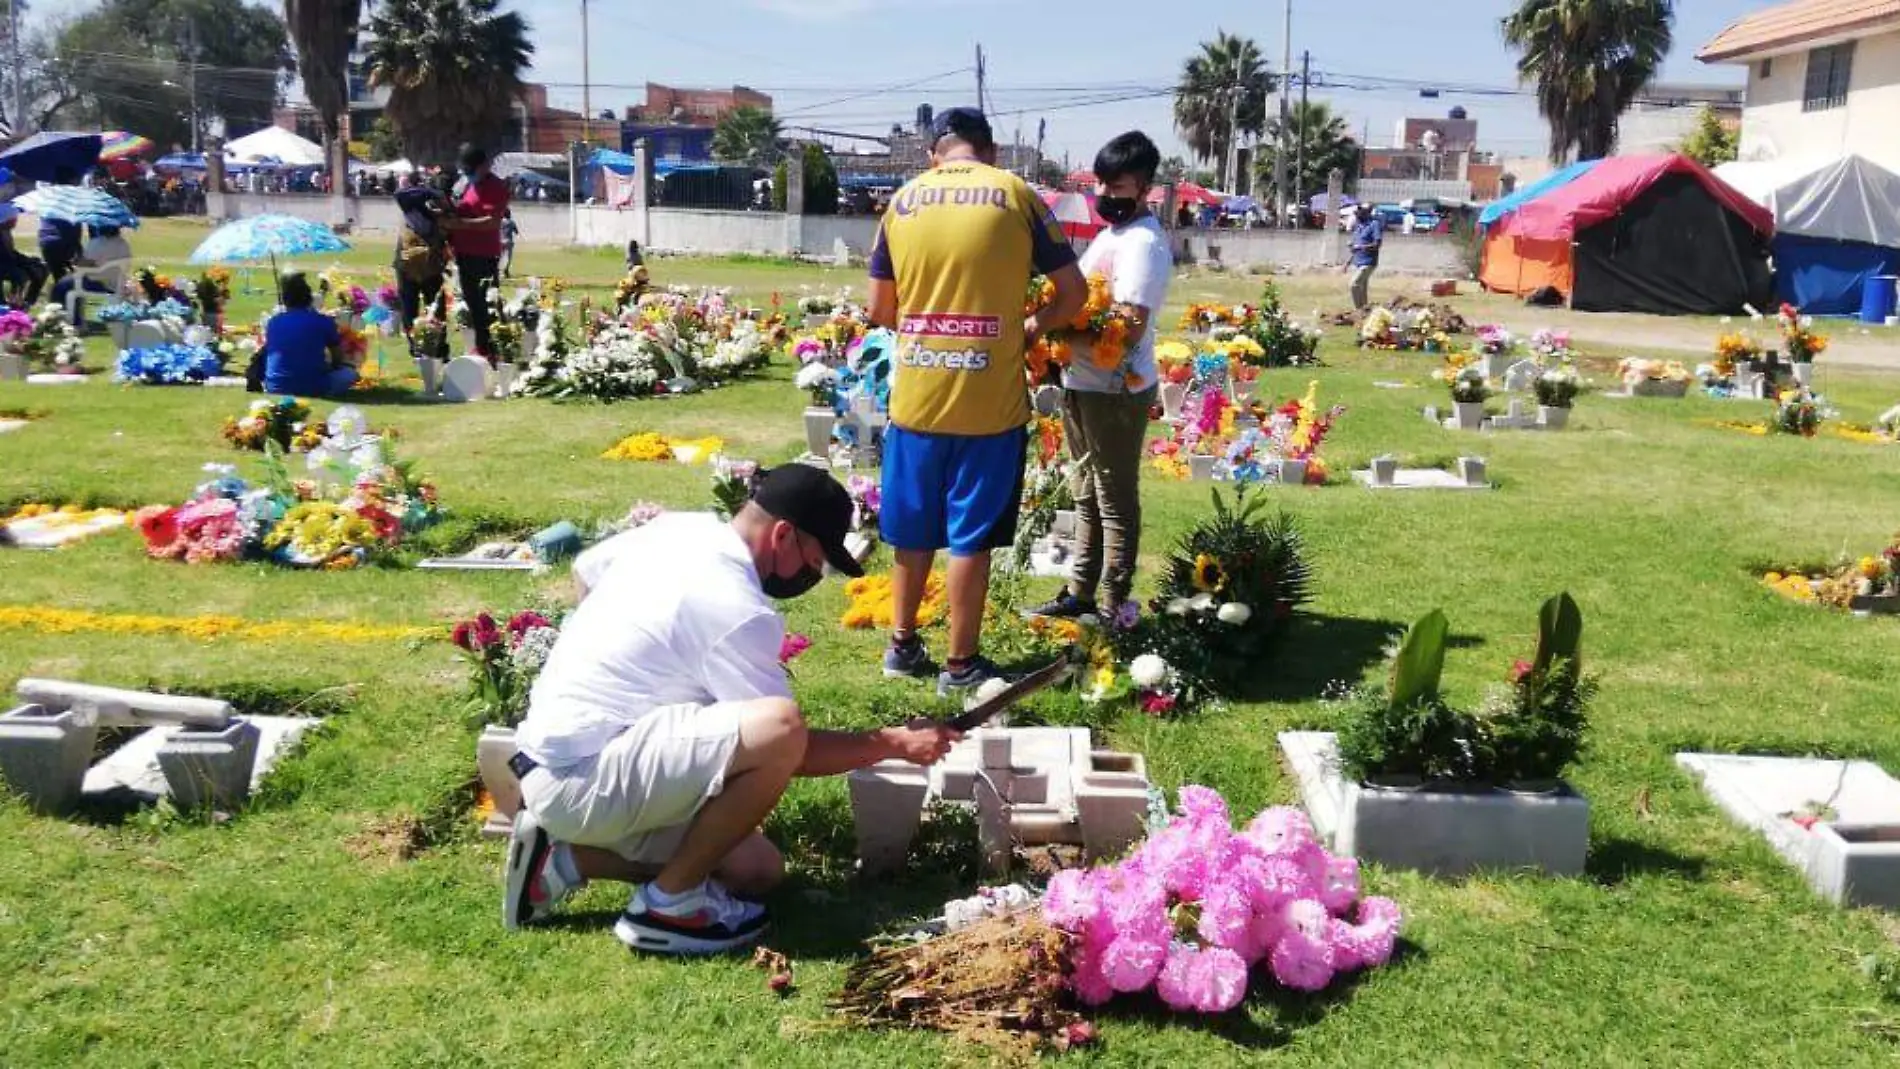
12;185;141;229
99;131;155;162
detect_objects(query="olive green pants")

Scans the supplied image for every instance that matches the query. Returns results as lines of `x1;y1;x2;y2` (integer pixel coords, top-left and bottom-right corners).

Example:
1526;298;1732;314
1062;387;1156;607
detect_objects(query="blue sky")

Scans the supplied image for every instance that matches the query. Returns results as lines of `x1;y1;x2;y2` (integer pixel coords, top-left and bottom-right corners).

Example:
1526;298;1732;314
513;0;1768;167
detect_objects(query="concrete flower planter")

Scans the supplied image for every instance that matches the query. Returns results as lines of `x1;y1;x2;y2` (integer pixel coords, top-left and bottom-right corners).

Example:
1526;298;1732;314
1278;458;1308;486
415;356;440;397
1188;454;1218;481
1370;455;1398;486
1538;405;1570;430
803;407;835;457
1457;456;1488;487
155;718;262;812
0;704;99;815
1453;401;1486;430
0;353;23;382
492;364;518;399
1850;593;1900;616
1159;382;1187;421
476;725;523;839
1792;362;1814;388
847;764;930;875
1280;731;1589;877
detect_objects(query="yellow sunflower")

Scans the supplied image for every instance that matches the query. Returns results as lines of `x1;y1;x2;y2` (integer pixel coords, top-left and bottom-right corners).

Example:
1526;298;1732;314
1192;553;1228;593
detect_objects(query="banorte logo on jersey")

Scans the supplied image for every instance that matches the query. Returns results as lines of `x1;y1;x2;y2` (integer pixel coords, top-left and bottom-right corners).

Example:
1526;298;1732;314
897;314;999;372
891;182;1011;217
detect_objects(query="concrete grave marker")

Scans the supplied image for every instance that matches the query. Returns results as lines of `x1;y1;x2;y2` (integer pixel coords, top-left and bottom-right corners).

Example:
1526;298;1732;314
439;356;491;403
1677;753;1900;909
1503;360;1539;393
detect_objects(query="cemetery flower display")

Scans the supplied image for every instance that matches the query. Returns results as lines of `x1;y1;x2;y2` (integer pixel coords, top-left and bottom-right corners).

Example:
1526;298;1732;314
599;432;725;462
1759;534;1900;610
519;288;781;401
1530;329;1575;363
1333;594;1592;789
1025;273;1136;387
614;266;652;311
710;455;761;520
1446;362;1491;405
222;397;315;452
1353;300;1467;351
114;343;223;385
1533;363;1582;408
1045;787;1403;1011
1475;324;1516;356
453;608;564;727
1714;330;1762;378
796;361;839;407
797;293;839;317
847;474;881;534
1774;389;1823;437
9;304;85;372
1777;303;1828;363
841;570;946;630
1616;358;1693;386
0;308;33;346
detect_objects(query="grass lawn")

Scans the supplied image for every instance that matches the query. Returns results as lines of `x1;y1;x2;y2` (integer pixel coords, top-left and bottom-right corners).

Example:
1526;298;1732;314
3;219;1900;1065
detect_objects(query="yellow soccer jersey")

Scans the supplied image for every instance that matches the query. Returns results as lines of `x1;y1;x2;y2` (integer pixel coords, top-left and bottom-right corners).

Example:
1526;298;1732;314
869;161;1077;436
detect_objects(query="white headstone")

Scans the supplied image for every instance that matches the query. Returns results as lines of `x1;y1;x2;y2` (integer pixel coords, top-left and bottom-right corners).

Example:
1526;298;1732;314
440;356;491;403
127;322;167;350
833;237;851;266
1503;360;1539;393
0;354;24;382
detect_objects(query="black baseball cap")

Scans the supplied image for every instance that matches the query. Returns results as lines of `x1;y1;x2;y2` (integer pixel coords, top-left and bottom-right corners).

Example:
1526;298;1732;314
752;465;865;578
932;107;995;151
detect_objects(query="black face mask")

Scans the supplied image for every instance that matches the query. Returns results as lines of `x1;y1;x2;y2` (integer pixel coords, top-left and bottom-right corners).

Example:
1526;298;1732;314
1098;195;1141;226
762;563;823;600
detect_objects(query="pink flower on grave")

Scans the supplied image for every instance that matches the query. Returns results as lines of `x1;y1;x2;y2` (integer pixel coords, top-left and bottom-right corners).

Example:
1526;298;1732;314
1101;934;1168;992
777;632;811;665
1319;855;1360;916
1043;868;1103;931
1177;784;1229;825
1068;940;1115;1006
1245;806;1318;857
1270;927;1338;992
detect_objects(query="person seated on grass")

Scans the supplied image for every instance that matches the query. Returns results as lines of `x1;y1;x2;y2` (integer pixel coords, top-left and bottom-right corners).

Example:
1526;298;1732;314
259;272;359;397
0;208;49;307
504;465;961;955
49;224;133;319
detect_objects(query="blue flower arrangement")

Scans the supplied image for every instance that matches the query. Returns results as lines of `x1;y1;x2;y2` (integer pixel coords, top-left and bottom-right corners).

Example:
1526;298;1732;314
99;302;158;323
151;298;197;322
115;343;223;385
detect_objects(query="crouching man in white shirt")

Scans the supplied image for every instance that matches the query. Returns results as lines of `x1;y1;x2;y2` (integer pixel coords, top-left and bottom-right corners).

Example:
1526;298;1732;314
504;465;961;954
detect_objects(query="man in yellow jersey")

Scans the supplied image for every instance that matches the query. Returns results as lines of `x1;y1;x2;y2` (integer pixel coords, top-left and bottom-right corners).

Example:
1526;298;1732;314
867;107;1086;695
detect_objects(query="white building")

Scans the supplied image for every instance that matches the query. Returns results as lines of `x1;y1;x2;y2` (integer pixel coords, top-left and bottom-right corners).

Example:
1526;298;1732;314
1699;0;1900;172
1619;83;1745;153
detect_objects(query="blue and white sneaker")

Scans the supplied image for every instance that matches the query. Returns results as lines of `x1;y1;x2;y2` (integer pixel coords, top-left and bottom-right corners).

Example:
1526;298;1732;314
614;880;770;955
503;809;582;930
882;635;936;680
937;655;1006;698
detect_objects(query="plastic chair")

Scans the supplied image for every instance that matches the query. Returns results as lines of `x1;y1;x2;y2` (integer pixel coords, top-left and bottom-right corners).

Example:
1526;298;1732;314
62;258;129;324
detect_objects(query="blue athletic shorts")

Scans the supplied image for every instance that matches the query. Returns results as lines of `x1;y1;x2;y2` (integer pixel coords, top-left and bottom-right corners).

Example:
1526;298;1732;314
880;425;1027;556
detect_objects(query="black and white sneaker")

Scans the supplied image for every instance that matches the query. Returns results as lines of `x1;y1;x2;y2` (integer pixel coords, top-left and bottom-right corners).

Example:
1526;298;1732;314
1025;592;1096;620
613;880;769;955
503;809;580;931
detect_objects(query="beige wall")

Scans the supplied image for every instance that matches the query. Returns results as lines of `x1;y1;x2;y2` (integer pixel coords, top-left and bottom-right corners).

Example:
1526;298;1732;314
1736;28;1900;171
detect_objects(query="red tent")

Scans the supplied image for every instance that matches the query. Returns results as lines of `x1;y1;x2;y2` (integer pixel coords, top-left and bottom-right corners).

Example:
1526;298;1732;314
1480;153;1775;315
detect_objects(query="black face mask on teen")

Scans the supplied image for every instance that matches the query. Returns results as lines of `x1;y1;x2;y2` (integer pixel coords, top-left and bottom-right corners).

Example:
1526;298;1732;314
1097;194;1141;226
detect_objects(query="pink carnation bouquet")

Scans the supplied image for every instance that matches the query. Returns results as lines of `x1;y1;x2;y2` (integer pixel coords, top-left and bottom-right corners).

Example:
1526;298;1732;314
1044;786;1402;1013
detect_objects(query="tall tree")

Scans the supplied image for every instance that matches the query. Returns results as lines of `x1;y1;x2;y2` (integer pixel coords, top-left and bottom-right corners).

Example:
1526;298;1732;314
1502;0;1674;164
285;0;361;216
364;0;533;168
1172;31;1274;181
709;105;782;166
1676;104;1737;168
1254;100;1360;206
55;0;291;150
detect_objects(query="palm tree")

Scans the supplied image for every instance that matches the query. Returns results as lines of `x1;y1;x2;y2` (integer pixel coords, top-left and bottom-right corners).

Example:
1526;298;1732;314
1502;0;1674;164
1255;100;1360;208
364;0;534;168
710;106;783;166
1172;31;1274;186
285;0;362;219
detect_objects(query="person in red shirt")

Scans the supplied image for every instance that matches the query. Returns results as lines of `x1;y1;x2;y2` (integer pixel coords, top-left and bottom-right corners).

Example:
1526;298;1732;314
444;143;510;360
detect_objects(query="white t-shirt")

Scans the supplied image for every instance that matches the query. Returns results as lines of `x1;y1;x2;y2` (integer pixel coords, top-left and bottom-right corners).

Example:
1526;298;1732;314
571;526;640;593
516;512;790;767
1064;214;1173;394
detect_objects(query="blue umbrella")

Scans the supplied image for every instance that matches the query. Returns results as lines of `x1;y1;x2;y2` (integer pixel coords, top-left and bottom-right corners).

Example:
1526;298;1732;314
0;132;104;183
188;213;351;265
12;185;141;229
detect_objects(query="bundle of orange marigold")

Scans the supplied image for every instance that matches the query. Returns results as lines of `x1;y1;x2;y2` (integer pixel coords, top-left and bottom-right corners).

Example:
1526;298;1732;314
1025;274;1137;388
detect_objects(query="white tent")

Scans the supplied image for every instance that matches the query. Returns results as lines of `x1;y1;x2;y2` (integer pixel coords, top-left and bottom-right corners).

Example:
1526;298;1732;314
1715;155;1900;248
368;158;416;176
223;126;327;167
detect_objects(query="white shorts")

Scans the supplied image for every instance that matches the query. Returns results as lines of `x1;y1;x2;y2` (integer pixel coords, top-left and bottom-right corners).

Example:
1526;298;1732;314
518;702;744;864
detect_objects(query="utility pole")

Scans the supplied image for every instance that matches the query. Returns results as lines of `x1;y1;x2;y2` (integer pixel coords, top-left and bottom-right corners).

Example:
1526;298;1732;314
1223;53;1241;194
975;44;986;112
1035;118;1046;180
580;0;592;146
185;17;201;154
1295;50;1310;218
7;0;21;138
1275;0;1294;226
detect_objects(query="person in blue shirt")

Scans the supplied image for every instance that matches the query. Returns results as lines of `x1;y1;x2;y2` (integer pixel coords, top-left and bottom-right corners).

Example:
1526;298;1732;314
1349;204;1385;310
262;272;358;397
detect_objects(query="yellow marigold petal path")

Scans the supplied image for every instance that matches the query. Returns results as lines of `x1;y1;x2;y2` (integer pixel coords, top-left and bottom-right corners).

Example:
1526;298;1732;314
0;605;441;644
